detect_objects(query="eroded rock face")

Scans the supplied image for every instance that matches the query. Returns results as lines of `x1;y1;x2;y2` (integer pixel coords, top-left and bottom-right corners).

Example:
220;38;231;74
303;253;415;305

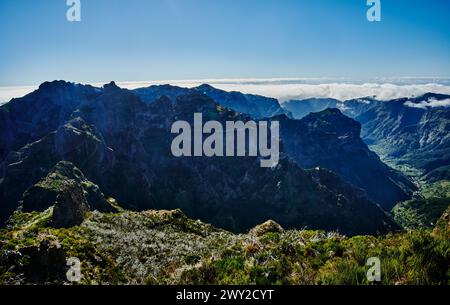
52;182;89;228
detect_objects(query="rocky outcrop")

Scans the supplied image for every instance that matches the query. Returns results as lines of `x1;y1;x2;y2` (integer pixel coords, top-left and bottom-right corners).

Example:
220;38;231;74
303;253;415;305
249;220;284;236
22;161;116;213
0;117;115;225
52;181;89;228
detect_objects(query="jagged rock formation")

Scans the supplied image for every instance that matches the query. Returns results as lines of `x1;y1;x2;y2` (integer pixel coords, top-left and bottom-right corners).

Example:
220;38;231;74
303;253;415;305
0;116;115;224
0;81;102;161
22;161;115;213
0;81;404;234
51;181;89;228
134;83;291;119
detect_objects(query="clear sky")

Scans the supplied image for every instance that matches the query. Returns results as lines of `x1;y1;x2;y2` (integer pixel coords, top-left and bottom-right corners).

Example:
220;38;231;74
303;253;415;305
0;0;449;86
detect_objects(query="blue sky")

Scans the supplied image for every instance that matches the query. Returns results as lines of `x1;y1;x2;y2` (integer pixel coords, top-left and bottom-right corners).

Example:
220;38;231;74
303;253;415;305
0;0;449;86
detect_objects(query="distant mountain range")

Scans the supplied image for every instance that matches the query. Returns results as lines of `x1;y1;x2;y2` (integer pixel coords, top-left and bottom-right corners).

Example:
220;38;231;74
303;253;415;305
0;80;404;235
1;81;449;236
281;93;450;182
134;83;291;119
137;83;417;208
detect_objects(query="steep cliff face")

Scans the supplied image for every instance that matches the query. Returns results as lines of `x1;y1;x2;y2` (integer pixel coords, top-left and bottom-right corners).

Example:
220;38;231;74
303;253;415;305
277;109;416;209
349;93;450;180
281;93;450;183
0;81;101;161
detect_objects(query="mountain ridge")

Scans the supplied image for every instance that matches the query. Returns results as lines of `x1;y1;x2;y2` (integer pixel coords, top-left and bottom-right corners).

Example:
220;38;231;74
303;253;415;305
0;80;402;235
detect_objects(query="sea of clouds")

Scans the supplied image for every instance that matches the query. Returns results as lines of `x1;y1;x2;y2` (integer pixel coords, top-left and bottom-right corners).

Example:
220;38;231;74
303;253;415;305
0;86;40;105
405;98;450;109
2;78;450;105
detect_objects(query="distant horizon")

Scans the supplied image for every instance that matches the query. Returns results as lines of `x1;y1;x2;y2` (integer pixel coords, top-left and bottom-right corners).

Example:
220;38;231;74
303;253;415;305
2;77;450;105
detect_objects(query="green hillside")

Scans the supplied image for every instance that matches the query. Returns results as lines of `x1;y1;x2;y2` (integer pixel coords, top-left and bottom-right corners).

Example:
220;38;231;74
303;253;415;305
1;208;448;285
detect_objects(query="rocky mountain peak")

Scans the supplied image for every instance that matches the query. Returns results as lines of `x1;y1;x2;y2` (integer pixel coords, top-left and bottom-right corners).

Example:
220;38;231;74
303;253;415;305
103;81;120;90
38;80;74;91
302;108;362;138
103;81;120;91
196;83;215;91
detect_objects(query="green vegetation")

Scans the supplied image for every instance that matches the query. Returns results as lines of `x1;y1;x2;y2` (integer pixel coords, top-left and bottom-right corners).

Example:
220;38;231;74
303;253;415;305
372;141;450;231
393;198;449;230
1;208;448;285
180;229;449;285
6;207;53;231
421;180;450;199
0;209;125;285
392;181;450;230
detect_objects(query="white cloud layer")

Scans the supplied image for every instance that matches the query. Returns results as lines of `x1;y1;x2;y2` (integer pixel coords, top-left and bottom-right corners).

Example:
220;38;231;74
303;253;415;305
405;98;450;109
0;86;38;105
113;79;450;102
2;78;450;105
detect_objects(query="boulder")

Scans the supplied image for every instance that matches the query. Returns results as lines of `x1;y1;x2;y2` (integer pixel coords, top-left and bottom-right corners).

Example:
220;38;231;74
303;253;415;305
249;220;284;236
